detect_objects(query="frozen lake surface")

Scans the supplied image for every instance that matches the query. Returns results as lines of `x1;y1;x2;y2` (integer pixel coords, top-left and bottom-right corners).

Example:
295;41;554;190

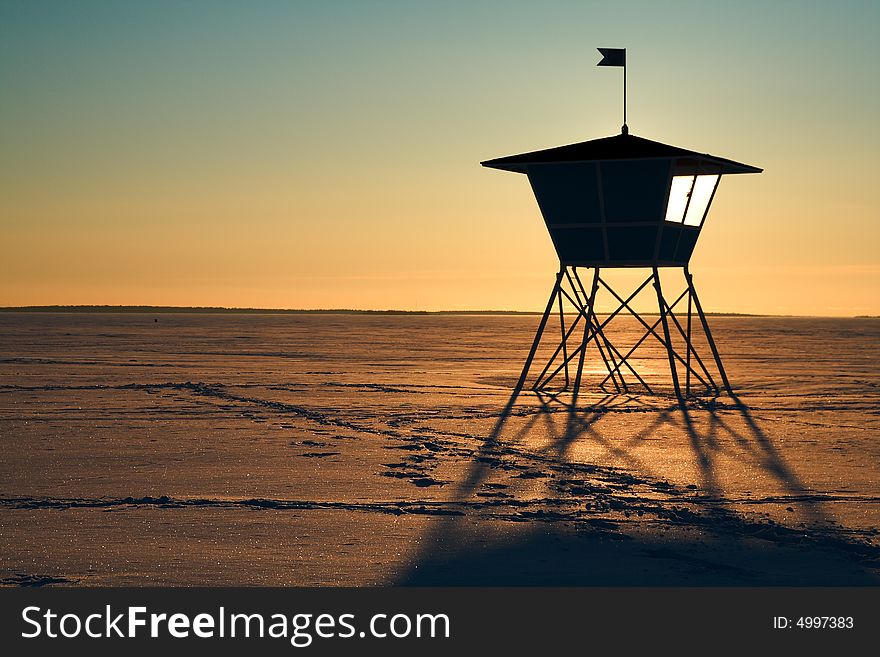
1;313;878;585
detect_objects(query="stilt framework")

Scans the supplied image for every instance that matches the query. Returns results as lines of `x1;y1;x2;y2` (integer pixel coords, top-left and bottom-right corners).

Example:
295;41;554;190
516;265;733;402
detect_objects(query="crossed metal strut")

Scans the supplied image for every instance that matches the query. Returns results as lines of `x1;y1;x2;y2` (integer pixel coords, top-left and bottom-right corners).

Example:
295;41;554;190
515;265;733;402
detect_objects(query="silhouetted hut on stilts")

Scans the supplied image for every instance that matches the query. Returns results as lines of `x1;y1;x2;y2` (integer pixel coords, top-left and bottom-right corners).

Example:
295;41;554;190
481;48;762;401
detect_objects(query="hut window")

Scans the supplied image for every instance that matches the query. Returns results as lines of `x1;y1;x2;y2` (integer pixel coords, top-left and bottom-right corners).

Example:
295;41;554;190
664;175;719;226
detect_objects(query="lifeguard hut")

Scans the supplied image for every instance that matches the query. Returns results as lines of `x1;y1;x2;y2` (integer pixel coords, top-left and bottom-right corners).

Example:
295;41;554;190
481;48;762;400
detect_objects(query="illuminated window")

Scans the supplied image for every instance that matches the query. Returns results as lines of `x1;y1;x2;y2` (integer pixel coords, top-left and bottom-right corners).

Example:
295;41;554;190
664;175;719;225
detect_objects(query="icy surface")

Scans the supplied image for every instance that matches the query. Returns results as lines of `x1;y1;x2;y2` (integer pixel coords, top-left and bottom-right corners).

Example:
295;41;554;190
0;313;878;585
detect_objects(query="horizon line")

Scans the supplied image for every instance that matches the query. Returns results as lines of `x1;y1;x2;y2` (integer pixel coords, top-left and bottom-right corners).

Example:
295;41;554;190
1;305;877;319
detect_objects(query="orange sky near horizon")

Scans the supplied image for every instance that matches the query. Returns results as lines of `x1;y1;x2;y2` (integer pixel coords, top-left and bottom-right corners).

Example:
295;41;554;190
1;2;878;316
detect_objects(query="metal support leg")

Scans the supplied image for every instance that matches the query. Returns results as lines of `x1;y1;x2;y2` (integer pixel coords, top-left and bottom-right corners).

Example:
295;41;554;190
570;268;601;406
557;279;570;389
515;268;564;394
654;267;683;401
686;267;733;395
686;272;693;397
665;293;717;392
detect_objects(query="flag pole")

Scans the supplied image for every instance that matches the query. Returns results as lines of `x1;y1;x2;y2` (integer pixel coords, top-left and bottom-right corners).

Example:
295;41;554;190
597;47;628;134
622;59;627;134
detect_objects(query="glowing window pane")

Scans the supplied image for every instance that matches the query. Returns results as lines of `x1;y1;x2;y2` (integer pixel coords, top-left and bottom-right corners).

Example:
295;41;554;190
664;176;693;223
683;175;719;226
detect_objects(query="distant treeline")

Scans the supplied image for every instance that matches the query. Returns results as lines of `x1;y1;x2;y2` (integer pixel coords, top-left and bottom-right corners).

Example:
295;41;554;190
0;305;541;315
0;305;772;317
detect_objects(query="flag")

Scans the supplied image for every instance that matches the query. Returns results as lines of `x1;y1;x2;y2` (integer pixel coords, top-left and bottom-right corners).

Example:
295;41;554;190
597;47;626;67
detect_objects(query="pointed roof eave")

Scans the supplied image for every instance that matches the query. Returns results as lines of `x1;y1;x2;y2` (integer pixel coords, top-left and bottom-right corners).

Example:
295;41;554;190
481;132;762;175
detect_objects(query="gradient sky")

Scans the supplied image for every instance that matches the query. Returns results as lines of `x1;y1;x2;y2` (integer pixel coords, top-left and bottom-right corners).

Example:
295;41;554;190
1;0;878;315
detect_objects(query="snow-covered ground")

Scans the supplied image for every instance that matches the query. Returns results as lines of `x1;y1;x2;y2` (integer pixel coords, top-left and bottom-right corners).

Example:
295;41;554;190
1;313;877;585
